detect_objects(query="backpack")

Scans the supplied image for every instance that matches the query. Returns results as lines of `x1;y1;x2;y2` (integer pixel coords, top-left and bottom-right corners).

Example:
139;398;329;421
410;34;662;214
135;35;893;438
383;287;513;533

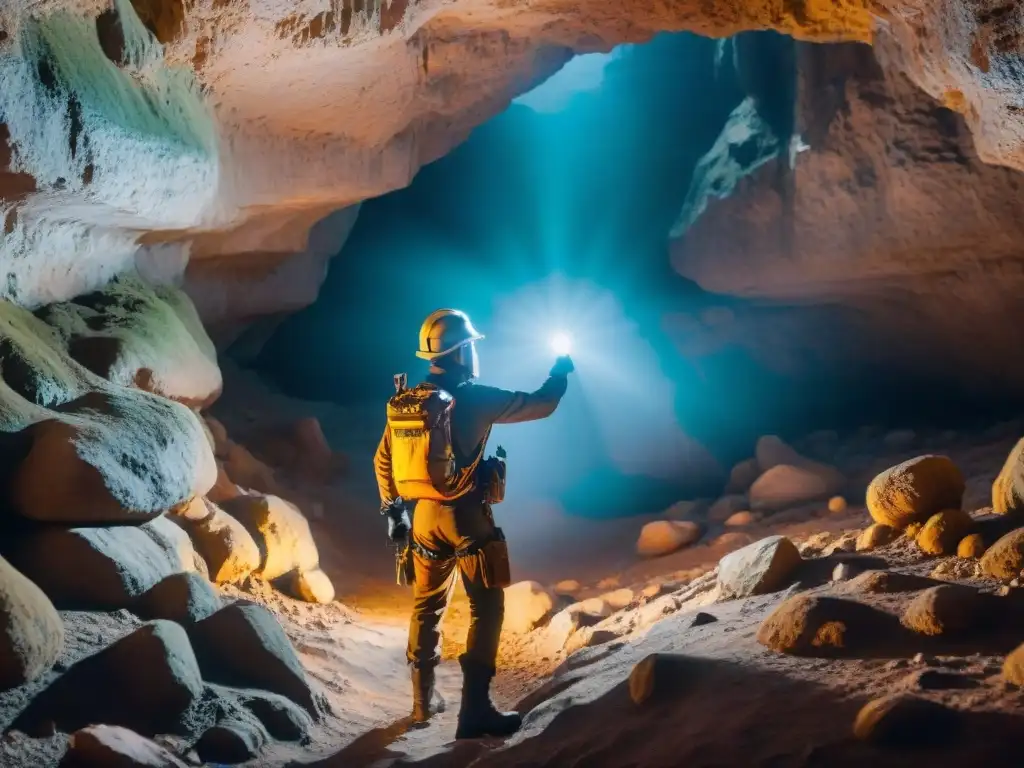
386;373;477;501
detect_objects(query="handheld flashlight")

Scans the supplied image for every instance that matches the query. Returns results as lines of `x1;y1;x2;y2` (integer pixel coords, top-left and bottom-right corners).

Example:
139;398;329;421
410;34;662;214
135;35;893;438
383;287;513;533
550;331;572;356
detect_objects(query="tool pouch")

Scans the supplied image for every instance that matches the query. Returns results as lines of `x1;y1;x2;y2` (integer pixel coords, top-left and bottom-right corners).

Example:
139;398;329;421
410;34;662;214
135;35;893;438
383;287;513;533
479;455;506;505
476;527;511;589
396;544;415;587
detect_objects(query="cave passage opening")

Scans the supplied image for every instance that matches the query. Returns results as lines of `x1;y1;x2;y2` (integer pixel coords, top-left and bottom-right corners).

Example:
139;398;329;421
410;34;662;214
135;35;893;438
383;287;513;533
251;31;1023;521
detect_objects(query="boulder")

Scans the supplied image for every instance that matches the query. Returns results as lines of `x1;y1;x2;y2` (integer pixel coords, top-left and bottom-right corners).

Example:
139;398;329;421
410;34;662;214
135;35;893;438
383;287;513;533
539;609;584;655
756;594;899;656
10;391;215;525
204;416;230;459
574;596;614;618
930;558;982;581
640;581;667;599
980;527;1024;581
901;585;990;636
822;532;858;555
852;694;960;746
636;520;701;557
957;533;987;559
712;531;755;550
220;495;319;580
866;455;965;529
663;499;708;521
5;521;196;610
827;496;847;514
916;509;973;556
832;563;852;582
748;464;844;512
187;602;315;714
600;588;634;610
992;437;1024;515
725;458;760;494
1003;642;1024;686
48;279;222;408
223;443;277;494
207;462;242;504
503;581;556;634
0;553;64;691
755;435;803;472
174;502;260;585
724;511;758;527
168;496;209;522
553;580;581;596
15;621;203;736
133;572;221;625
717;536;802;599
195;718;266;765
904;521;924;540
706;494;747;523
856;523;898;552
277;568;335;604
143;516;201;574
841;570;941;595
561;626;619;656
240;690;312;742
628;653;696;705
690;612;718;627
61;724;188;767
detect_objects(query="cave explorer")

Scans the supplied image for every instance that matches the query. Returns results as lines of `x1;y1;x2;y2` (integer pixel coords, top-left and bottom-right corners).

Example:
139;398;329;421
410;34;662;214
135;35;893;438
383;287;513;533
373;308;573;739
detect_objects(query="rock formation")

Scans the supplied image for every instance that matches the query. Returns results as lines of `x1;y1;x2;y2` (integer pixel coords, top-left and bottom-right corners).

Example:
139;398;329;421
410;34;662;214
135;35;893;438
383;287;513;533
672;41;1024;396
4;0;1024;764
0;0;1022;346
0;279;334;765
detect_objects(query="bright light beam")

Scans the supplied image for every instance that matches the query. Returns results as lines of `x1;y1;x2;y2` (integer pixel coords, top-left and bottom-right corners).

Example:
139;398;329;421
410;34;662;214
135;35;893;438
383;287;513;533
550;331;573;356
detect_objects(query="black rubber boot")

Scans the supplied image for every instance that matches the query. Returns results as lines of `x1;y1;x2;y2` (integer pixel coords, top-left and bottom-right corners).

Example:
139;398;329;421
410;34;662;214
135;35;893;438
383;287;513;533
454;656;522;739
411;664;445;722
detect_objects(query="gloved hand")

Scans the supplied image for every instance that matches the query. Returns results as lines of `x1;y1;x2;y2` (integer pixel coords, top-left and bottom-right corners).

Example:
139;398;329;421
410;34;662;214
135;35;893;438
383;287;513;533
382;498;411;543
550;355;575;377
387;510;411;543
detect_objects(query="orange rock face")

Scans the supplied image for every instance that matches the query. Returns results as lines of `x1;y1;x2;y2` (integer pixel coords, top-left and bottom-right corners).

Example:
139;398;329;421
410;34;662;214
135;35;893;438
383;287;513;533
2;0;1010;331
672;42;1024;395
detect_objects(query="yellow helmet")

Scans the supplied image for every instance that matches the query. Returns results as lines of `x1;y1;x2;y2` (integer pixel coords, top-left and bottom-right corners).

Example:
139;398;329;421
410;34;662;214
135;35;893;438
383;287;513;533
416;309;483;375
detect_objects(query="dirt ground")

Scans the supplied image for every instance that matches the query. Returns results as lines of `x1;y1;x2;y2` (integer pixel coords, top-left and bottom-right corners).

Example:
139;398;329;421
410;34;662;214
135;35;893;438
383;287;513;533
179;369;1024;768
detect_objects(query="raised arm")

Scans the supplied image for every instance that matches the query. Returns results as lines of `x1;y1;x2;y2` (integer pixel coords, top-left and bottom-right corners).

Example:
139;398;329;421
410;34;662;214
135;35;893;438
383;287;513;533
474;372;569;425
373;425;399;507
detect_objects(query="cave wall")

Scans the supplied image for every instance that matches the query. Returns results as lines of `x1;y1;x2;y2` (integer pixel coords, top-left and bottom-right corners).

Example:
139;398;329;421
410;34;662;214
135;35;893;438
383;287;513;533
672;41;1024;401
1;0;1022;339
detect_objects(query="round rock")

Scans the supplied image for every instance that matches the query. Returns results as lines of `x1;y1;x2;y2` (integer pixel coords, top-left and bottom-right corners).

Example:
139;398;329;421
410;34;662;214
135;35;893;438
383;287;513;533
916;509;973;556
636;520;700;557
866;455;965;529
0;554;64;691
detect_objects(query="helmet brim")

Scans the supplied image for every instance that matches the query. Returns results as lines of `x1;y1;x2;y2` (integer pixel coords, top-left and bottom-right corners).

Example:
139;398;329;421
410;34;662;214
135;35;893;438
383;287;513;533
415;334;484;361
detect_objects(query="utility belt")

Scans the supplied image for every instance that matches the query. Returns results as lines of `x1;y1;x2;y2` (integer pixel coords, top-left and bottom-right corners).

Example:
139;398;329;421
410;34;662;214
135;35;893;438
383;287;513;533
409;526;505;561
397;525;510;590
